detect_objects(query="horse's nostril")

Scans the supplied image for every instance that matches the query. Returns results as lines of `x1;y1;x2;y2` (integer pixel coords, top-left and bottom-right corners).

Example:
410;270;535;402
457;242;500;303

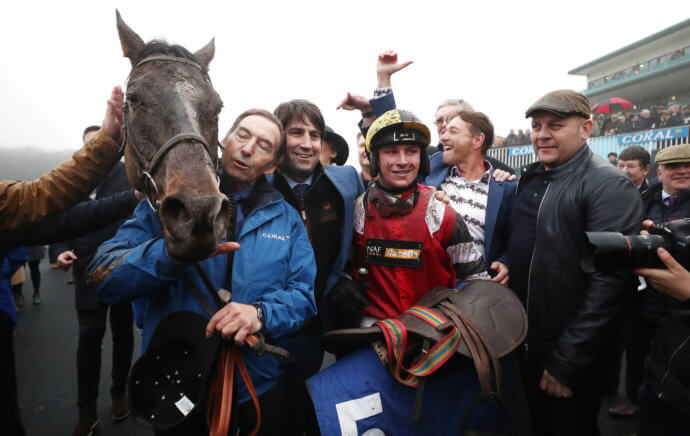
160;196;192;225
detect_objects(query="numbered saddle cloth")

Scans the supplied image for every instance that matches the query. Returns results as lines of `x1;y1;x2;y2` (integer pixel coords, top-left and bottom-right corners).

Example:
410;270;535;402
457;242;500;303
307;346;519;436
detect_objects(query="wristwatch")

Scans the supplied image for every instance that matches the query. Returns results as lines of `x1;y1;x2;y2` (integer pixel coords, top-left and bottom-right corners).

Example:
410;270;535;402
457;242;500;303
252;304;265;326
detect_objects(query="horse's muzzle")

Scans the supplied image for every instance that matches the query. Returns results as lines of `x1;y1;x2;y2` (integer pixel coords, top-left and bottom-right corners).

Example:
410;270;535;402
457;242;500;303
159;192;231;260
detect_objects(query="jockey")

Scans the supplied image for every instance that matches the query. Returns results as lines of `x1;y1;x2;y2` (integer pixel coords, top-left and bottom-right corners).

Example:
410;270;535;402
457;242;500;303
351;109;485;324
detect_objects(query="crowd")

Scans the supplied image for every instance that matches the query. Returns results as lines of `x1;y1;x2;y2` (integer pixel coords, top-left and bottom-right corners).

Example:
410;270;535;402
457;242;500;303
1;20;690;436
499;99;690;148
592;100;690;137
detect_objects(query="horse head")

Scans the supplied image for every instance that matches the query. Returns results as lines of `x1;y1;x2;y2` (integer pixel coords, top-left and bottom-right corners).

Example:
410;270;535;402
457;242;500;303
116;11;230;261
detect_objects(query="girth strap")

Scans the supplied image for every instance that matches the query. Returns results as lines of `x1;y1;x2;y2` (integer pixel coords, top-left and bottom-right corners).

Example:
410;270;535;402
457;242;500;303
438;301;502;399
374;306;462;387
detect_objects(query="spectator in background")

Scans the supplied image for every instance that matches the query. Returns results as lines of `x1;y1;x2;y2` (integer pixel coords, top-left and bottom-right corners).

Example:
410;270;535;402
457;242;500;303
609;146;651;418
624;145;690;428
650;106;662;127
357;132;372;187
614;116;627;134
321;126;349;167
55;125;135;436
634;243;690;436
591;120;602;137
682;105;690;124
524;128;532;144
602;112;617;132
608;152;618;165
617;146;651;192
26;245;44;305
627;114;641;132
0;246;27;435
667;105;681;126
658;111;673;128
505;129;518;146
639;109;653;130
48;243;61;268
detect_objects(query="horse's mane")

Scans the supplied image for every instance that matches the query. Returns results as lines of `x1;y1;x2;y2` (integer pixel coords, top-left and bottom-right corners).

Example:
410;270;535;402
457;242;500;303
138;40;199;63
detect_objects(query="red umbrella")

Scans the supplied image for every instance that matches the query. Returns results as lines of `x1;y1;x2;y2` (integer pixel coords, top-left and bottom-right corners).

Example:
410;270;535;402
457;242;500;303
591;97;633;114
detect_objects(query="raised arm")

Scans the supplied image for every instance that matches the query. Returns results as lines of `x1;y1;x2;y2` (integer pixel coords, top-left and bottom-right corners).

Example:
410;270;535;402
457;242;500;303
0;86;125;232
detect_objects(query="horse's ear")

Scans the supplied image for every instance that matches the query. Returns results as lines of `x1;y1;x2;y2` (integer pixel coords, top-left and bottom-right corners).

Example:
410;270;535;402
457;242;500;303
116;10;145;65
194;38;215;71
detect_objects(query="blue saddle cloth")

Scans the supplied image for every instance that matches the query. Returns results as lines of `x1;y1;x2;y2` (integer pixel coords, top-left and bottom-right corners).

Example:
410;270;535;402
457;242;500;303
307;346;517;436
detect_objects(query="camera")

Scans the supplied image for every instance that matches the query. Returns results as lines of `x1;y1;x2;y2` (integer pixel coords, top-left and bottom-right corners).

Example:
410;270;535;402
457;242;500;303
581;218;690;273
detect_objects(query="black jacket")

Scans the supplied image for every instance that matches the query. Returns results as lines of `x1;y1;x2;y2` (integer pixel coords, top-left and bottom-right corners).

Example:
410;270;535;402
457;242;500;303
646;300;690;416
64;163;132;310
517;145;644;387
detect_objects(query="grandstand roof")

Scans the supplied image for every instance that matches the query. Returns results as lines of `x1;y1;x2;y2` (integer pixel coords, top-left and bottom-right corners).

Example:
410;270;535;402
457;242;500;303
569;18;690;75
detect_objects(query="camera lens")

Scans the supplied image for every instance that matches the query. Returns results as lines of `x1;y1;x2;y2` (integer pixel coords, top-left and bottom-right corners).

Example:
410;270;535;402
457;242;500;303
582;232;668;273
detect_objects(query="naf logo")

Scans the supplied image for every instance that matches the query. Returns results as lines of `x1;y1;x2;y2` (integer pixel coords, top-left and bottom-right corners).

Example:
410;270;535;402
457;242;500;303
262;233;290;241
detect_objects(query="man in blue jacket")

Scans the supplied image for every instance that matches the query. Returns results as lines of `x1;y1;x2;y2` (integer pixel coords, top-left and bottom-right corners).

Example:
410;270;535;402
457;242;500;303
88;109;317;435
270;99;363;435
425;110;517;284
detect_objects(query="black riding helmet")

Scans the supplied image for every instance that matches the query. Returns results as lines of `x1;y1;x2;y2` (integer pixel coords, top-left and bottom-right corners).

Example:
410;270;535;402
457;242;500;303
365;109;432;178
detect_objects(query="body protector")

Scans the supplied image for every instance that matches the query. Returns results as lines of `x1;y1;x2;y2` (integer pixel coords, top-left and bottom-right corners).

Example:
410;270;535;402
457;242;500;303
365;109;431;178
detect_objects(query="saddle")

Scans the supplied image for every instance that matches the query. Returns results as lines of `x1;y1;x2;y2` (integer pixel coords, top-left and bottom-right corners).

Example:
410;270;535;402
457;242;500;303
322;280;527;422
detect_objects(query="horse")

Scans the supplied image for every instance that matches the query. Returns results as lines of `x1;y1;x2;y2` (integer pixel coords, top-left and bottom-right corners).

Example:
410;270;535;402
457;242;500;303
116;10;230;260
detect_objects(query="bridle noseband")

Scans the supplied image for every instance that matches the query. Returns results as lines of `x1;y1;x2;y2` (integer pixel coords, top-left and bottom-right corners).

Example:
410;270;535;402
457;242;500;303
121;55;219;212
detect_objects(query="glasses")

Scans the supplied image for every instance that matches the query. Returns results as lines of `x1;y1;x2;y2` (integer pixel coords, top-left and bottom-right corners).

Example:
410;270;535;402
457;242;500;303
366;183;417;217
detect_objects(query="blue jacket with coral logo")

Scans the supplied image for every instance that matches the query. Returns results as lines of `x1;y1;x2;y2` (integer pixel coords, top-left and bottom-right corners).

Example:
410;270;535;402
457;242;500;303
88;177;317;402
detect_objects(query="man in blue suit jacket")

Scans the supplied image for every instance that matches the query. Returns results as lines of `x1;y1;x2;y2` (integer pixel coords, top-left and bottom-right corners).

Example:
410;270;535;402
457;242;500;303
270;99;364;436
424;111;516;283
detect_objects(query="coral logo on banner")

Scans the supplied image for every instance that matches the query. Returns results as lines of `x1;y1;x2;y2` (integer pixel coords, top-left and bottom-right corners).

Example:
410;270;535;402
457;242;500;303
619;126;689;146
508;145;534;157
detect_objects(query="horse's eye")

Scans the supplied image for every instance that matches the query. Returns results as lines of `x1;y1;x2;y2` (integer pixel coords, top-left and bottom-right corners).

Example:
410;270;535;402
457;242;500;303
126;94;140;106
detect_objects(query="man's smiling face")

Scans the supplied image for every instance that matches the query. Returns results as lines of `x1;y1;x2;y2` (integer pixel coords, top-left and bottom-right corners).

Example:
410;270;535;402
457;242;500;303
530;112;591;170
279;118;322;181
377;143;420;190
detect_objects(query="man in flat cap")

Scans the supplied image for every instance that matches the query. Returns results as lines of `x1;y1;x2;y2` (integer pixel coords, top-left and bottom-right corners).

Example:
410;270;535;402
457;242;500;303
507;90;644;435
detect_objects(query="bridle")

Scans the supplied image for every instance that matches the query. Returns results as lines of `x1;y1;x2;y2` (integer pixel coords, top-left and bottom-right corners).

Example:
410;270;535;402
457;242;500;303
120;54;219;212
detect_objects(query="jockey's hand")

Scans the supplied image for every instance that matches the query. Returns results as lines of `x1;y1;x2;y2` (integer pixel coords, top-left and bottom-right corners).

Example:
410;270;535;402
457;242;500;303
492;169;517;184
490;261;509;285
206;241;241;259
57;250;77;271
206;302;262;345
103;86;125;144
539;370;573;398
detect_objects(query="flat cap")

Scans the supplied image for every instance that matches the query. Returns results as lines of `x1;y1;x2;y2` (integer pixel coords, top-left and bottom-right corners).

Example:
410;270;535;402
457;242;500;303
655;144;690;165
525;89;591;119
